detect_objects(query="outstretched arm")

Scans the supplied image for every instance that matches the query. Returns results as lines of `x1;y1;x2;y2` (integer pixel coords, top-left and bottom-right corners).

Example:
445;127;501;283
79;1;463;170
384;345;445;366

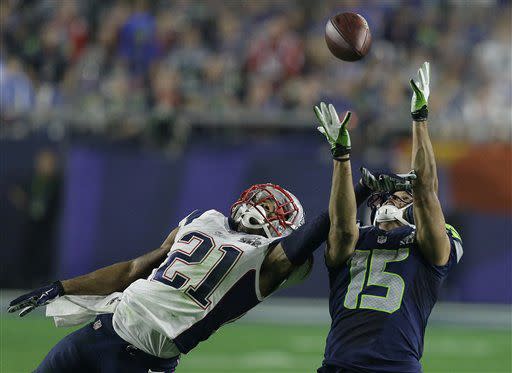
259;104;363;295
316;102;358;267
64;227;178;294
9;228;178;316
409;62;450;265
327;158;358;266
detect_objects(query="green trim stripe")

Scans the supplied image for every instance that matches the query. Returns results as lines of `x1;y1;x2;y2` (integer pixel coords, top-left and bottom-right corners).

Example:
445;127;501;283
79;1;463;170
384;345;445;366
445;223;462;242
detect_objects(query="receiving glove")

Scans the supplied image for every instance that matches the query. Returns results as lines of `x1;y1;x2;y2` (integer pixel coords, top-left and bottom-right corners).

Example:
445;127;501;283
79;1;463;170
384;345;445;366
361;167;417;193
360;167;380;191
378;170;417;193
8;281;64;317
314;102;352;160
410;61;430;121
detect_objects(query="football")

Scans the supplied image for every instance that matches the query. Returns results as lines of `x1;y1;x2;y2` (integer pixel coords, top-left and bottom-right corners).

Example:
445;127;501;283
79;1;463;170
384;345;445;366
325;12;372;61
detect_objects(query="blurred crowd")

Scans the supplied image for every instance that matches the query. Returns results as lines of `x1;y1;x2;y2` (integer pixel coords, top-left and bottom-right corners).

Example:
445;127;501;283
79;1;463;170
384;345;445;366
1;0;511;143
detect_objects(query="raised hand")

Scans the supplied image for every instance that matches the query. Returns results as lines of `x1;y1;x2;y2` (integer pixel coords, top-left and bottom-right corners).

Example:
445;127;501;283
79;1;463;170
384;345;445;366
360;167;380;191
361;167;416;193
314;102;352;159
410;61;430;121
378;170;417;193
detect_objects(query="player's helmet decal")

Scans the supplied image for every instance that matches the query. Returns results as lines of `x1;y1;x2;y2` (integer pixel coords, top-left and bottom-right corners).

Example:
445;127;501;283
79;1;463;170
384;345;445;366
230;183;305;238
368;191;415;227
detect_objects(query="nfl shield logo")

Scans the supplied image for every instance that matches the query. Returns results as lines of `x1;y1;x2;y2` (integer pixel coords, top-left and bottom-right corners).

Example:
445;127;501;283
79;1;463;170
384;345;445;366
377;235;387;244
93;319;102;330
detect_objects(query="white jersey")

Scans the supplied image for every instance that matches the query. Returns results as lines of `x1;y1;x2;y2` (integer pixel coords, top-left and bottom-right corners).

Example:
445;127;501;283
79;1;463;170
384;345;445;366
113;210;278;358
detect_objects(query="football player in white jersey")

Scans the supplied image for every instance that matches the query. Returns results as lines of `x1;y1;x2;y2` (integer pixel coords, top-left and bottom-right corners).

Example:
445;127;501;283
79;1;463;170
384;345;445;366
8;181;335;372
8;119;410;372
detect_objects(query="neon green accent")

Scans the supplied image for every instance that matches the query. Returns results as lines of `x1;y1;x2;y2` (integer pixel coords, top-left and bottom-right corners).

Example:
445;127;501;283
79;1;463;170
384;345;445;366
360;248;409;314
410;62;430;113
343;250;370;310
314;102;351;150
445;223;462;242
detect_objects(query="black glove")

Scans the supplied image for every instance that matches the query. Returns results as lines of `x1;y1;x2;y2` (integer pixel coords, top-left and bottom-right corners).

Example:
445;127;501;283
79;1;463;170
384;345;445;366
8;281;64;317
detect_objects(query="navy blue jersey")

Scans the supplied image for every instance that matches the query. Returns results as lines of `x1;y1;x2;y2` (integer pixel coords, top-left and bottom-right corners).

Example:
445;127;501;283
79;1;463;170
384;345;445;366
322;224;463;373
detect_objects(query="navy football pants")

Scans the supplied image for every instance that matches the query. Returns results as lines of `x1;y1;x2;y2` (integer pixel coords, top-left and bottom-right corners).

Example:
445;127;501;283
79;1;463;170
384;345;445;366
35;314;180;373
317;365;352;373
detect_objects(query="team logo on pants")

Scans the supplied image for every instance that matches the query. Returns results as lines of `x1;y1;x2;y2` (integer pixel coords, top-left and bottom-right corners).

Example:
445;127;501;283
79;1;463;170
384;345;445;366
93;319;102;330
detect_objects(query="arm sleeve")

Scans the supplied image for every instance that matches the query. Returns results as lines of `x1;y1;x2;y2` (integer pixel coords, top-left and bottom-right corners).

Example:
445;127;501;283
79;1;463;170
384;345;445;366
354;181;372;207
280;211;329;265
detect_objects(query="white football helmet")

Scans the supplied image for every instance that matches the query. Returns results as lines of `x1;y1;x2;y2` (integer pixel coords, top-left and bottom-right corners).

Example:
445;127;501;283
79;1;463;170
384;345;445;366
230;183;305;238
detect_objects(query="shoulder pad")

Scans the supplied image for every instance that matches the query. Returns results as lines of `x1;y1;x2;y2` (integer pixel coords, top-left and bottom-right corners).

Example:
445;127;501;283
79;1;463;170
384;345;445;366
357;225;374;240
399;229;416;246
178;210;204;227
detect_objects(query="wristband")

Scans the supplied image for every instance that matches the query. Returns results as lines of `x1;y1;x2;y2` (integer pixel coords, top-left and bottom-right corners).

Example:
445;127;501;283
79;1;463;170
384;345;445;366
412;105;428;121
333;156;350;162
53;280;65;296
331;144;351;158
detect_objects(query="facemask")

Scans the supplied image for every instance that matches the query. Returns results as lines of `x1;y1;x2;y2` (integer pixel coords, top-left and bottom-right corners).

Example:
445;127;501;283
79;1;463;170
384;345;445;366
374;203;414;227
232;204;274;238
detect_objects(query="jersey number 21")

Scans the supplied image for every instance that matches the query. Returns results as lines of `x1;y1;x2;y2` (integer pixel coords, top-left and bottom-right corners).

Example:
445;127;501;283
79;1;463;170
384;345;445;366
153;231;243;309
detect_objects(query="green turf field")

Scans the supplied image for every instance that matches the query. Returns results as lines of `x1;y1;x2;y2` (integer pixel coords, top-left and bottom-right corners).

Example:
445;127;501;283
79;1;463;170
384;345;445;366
1;315;510;373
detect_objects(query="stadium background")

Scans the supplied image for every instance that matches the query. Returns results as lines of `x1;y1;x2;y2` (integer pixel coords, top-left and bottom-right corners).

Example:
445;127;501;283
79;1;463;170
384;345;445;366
0;0;510;372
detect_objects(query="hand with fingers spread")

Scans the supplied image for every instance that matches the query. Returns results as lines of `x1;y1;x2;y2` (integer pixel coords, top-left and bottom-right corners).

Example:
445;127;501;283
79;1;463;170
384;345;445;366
8;281;64;317
314;102;352;160
410;61;430;122
361;167;417;193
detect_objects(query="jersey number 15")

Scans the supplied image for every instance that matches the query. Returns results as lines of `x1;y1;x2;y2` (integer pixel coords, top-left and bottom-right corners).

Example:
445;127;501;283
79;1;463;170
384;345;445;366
344;248;409;314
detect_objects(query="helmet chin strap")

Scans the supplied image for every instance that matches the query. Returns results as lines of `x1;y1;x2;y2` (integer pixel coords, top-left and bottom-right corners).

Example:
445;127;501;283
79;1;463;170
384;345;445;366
374;203;415;227
232;204;274;238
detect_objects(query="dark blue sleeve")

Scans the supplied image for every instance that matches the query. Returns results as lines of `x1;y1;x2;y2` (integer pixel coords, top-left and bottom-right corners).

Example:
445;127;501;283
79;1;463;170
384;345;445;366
354;181;372;207
280;211;329;265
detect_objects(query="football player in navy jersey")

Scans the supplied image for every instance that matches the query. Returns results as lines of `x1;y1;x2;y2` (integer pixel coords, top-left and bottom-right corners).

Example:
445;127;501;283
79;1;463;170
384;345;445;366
316;62;463;373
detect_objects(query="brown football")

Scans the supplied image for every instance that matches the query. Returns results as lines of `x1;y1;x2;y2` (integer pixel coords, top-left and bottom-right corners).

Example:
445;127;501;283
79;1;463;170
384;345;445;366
325;13;371;61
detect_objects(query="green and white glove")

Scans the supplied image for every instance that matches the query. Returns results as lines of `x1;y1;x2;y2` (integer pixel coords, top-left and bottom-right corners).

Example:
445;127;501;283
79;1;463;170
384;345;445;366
410;61;430;121
378;170;417;193
360;167;380;191
314;102;352;160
